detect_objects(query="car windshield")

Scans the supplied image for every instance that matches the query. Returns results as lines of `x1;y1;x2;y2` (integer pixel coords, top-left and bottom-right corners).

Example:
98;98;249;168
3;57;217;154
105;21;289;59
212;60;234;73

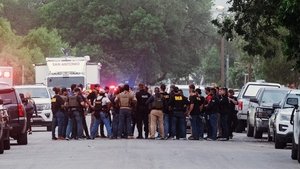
243;84;280;98
47;76;84;88
16;88;50;98
261;90;288;105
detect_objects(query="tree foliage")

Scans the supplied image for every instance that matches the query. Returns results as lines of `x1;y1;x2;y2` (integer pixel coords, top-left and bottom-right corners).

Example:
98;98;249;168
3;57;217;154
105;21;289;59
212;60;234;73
213;0;300;67
39;0;215;85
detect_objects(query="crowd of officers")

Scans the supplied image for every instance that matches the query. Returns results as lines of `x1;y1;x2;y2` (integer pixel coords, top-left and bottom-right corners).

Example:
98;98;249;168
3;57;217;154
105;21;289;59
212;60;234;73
51;83;238;141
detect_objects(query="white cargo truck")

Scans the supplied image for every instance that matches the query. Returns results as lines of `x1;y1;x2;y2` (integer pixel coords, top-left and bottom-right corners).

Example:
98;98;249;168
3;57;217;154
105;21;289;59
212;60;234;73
34;56;101;89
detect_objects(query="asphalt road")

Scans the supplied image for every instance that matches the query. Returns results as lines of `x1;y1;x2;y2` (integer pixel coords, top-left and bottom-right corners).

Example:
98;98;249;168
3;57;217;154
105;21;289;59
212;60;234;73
0;128;299;169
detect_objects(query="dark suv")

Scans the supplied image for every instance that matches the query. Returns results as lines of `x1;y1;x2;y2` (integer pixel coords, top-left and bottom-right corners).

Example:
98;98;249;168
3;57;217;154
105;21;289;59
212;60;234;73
0;87;27;146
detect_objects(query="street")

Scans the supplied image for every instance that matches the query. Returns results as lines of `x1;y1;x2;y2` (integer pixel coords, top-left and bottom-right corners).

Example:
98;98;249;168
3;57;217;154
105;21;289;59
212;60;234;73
0;128;299;169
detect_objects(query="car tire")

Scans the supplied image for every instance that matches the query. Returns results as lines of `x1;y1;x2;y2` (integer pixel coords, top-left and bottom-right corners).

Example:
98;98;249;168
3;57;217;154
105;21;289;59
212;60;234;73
3;139;10;150
291;137;298;160
0;139;4;154
254;120;263;139
275;133;286;149
47;126;52;131
17;132;28;145
246;119;254;137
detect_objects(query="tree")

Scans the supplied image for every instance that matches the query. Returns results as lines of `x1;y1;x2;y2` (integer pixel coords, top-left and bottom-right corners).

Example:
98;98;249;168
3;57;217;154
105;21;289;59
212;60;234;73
22;27;69;60
212;0;300;68
39;0;216;85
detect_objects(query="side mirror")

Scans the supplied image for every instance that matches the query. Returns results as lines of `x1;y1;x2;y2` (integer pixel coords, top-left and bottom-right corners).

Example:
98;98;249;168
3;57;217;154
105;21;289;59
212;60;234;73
250;97;259;103
273;103;281;109
286;98;298;107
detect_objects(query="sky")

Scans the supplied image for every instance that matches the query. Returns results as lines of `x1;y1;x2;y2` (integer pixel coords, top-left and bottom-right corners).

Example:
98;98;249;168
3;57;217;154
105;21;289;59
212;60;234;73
211;0;231;18
213;0;231;9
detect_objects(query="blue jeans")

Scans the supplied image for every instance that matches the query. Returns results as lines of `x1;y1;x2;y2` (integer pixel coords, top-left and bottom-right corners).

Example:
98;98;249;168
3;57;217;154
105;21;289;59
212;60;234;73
91;112;112;139
112;111;119;138
220;114;229;139
117;109;132;138
66;110;83;139
56;111;65;137
209;113;218;140
171;111;186;138
164;114;171;138
191;115;204;139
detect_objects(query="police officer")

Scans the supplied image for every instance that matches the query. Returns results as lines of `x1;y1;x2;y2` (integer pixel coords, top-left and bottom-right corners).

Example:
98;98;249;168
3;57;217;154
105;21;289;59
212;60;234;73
115;84;135;139
186;88;205;140
60;87;69;138
51;87;65;140
146;87;164;139
135;83;151;139
65;87;85;140
205;88;220;141
90;89;112;139
228;89;238;139
160;84;171;139
169;87;189;140
78;84;91;139
219;87;230;141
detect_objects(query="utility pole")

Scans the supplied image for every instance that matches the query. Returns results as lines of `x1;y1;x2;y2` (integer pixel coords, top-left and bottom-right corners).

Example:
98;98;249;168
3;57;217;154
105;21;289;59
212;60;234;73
220;36;225;87
226;54;229;88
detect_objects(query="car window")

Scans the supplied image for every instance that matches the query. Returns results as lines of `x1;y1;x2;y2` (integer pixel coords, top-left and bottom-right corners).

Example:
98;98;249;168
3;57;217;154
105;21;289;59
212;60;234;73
284;94;300;108
243;84;280;98
16;88;50;98
0;89;17;103
261;90;288;105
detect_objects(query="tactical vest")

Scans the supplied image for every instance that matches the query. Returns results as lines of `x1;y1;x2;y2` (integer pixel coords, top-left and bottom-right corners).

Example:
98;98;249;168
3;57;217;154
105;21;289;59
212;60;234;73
94;97;104;111
68;95;80;108
119;92;132;108
152;95;164;110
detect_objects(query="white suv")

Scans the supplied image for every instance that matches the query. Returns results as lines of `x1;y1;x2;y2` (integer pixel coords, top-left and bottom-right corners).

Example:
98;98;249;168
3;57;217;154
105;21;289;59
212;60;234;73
287;95;300;163
268;90;299;149
14;85;52;131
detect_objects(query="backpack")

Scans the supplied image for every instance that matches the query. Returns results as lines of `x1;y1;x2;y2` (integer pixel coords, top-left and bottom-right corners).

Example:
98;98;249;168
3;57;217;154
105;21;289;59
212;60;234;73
68;95;80;108
152;95;164;110
94;96;104;112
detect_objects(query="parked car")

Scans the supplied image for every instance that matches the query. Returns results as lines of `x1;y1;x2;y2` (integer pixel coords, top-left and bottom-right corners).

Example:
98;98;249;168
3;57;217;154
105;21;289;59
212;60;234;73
285;97;300;163
247;88;289;139
236;81;281;133
14;85;52;131
0;87;27;145
0;99;9;154
268;90;299;149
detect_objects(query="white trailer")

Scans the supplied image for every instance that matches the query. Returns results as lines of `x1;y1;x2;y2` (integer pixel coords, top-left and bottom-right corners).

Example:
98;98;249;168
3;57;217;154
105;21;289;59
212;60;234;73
34;56;101;89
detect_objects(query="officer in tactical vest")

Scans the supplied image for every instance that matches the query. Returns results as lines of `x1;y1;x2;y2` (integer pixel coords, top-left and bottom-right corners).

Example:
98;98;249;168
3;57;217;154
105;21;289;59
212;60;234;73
169;87;189;140
65;87;85;140
146;87;164;139
90;89;112;139
51;87;65;140
135;83;151;139
115;84;135;139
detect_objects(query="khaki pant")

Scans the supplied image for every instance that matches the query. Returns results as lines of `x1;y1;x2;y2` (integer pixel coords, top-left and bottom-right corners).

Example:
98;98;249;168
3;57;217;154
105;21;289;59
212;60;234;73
149;109;164;138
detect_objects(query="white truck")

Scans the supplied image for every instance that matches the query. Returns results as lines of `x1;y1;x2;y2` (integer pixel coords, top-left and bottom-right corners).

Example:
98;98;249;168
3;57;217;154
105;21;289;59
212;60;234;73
235;81;281;132
34;56;101;89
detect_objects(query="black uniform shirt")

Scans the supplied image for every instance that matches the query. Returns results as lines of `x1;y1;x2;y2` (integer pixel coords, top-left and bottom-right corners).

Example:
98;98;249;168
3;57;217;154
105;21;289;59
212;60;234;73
51;94;65;114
